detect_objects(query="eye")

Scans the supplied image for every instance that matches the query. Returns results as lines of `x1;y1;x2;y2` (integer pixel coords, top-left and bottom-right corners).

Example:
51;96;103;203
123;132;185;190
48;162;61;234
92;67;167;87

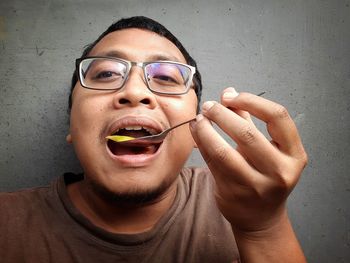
96;71;115;79
152;74;178;83
94;71;123;81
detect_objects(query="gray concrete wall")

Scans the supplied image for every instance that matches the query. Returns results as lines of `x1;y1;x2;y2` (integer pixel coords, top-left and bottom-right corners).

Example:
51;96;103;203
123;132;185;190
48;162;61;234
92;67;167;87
0;0;349;262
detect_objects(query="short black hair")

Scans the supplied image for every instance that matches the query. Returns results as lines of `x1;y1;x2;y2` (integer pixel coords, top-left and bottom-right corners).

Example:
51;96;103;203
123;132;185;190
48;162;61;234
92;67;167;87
69;16;202;112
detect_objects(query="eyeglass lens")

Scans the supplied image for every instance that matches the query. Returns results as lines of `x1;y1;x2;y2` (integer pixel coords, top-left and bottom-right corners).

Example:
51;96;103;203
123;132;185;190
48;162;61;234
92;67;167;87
80;58;191;94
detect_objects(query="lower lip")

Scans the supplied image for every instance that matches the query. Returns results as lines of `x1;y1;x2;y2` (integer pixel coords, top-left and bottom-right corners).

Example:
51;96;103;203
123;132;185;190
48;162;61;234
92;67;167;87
106;142;163;167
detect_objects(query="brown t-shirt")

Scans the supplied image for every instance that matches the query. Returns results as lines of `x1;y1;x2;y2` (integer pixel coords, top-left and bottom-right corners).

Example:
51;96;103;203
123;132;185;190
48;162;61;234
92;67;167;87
0;167;239;262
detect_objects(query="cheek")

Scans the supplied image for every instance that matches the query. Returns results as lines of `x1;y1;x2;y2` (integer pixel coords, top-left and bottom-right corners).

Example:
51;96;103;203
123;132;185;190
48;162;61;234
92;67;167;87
158;93;198;120
70;95;106;139
159;94;197;149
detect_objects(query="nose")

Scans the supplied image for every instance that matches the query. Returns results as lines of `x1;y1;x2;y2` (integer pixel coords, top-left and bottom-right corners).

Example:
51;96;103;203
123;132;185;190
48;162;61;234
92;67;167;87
112;67;157;109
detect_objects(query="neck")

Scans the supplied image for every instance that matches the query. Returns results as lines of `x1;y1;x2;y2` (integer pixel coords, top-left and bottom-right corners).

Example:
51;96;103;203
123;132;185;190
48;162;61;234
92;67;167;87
67;179;178;234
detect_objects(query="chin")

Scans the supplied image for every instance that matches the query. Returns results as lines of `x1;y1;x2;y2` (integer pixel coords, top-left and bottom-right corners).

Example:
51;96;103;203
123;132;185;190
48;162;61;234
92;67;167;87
86;173;176;206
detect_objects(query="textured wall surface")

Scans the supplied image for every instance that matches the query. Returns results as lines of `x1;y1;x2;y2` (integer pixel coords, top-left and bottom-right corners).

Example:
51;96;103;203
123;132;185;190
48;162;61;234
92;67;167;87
0;0;349;262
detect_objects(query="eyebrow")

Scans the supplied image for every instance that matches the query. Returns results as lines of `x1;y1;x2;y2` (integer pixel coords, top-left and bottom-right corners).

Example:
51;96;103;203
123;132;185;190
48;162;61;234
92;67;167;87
98;50;182;62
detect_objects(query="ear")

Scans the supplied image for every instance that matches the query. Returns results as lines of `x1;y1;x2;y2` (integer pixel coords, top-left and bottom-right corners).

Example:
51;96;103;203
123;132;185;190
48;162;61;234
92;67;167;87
66;134;72;144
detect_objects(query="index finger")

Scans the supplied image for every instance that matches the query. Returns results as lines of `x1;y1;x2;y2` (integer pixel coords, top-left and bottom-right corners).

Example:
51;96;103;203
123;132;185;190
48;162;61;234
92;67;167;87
224;92;305;158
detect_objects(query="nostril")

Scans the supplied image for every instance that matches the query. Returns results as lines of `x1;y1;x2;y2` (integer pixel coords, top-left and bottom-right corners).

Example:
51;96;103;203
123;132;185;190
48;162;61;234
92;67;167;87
119;98;129;104
118;98;151;105
140;98;151;104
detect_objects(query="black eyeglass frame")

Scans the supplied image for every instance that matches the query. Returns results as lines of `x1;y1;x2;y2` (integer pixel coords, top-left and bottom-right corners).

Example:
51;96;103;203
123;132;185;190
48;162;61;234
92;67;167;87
75;56;196;95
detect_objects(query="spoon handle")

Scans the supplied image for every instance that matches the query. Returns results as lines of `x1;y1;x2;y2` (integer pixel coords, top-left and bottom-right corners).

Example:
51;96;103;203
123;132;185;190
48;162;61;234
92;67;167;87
107;92;266;144
161;118;196;135
131;118;195;143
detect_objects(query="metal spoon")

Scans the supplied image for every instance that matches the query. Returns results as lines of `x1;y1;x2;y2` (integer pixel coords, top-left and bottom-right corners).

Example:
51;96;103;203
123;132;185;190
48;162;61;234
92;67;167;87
106;91;266;145
106;118;196;144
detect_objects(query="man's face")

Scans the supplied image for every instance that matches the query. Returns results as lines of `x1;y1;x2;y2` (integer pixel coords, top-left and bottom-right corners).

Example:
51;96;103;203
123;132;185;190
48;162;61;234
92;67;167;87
68;28;197;201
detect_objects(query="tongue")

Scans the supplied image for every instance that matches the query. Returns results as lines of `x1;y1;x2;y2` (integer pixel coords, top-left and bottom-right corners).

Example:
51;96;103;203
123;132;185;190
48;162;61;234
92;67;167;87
108;140;159;156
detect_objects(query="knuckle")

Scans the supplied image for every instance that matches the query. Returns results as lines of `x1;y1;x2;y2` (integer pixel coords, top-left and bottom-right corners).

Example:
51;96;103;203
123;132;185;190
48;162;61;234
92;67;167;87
205;145;230;165
238;125;256;145
256;163;301;202
272;164;298;192
214;145;230;163
300;151;309;166
273;104;290;120
274;174;293;192
294;147;308;168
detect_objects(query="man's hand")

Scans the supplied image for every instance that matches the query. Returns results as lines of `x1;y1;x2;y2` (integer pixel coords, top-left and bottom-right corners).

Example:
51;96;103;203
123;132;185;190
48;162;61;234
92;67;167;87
190;87;308;262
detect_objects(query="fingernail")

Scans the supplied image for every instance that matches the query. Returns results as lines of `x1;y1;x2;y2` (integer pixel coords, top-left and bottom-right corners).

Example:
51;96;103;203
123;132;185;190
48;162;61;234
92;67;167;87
189;114;203;129
189;119;196;129
222;88;239;100
196;114;204;122
201;101;215;113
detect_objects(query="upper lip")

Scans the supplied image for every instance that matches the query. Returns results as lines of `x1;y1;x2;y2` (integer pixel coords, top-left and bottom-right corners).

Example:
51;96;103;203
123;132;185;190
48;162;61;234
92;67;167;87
106;116;165;137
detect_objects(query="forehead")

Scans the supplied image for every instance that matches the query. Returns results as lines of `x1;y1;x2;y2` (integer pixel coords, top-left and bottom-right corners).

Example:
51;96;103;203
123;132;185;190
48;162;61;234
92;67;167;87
89;28;187;63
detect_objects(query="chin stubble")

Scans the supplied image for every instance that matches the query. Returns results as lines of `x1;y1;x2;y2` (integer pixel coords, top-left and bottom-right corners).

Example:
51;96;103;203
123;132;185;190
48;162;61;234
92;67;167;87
86;176;176;206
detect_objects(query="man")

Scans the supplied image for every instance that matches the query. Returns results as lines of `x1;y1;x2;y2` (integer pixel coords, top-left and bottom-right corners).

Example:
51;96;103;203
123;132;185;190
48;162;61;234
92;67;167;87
0;16;308;262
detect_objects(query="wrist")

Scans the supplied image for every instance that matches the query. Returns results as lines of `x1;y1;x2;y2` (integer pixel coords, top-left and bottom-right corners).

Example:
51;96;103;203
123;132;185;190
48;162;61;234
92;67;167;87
231;208;289;241
231;210;307;263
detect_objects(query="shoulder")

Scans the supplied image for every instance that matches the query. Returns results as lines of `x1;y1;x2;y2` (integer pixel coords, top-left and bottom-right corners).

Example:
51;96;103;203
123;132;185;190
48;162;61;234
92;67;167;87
0;186;49;201
0;184;54;219
0;185;48;204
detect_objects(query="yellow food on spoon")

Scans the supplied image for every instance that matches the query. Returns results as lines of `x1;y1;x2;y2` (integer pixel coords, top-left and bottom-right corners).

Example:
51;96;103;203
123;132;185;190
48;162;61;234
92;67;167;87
106;135;135;142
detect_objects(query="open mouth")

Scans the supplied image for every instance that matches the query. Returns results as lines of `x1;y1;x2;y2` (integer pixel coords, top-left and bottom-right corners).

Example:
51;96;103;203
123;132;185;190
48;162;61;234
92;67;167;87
107;126;162;156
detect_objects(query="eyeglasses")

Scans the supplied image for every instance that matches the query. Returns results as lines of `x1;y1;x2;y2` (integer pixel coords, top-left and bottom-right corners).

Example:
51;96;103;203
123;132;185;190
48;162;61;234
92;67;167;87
75;56;196;95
